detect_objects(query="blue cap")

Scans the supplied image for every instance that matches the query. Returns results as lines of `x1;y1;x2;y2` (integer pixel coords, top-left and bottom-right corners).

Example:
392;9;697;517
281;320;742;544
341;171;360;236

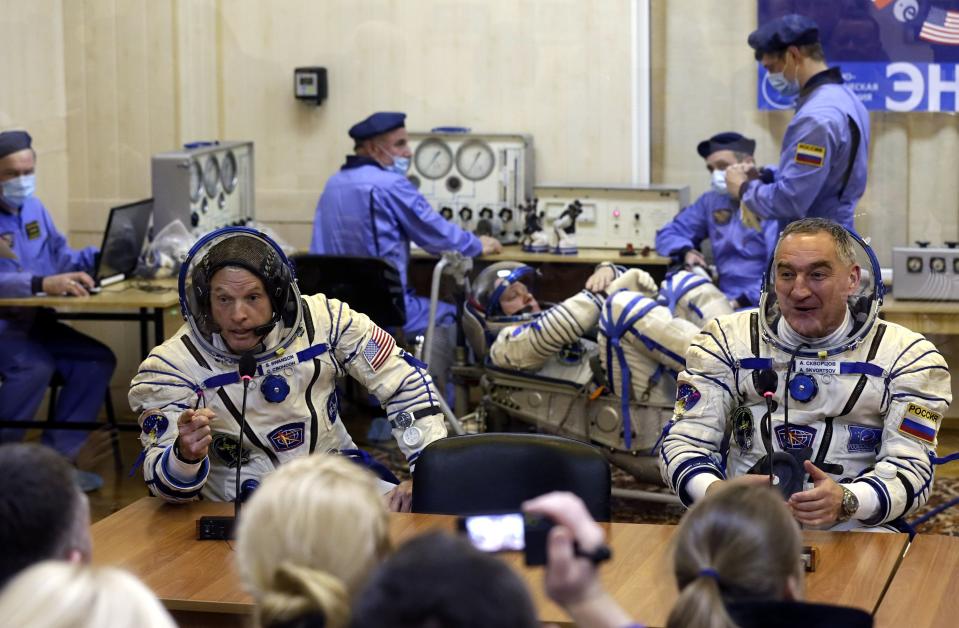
697;132;756;159
0;130;32;160
348;112;406;141
748;14;819;60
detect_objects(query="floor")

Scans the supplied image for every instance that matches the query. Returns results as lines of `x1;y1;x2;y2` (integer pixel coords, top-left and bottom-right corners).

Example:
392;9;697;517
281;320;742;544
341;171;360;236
74;414;959;525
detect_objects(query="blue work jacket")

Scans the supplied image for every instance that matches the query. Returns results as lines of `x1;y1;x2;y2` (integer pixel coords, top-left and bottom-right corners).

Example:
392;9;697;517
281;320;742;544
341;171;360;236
311;156;481;334
655;191;779;307
741;68;870;232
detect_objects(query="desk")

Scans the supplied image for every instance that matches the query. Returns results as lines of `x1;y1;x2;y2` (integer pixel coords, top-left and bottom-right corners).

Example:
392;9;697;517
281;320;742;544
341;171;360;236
91;497;907;628
881;297;959;336
874;534;959;628
412;244;670;266
0;278;180;359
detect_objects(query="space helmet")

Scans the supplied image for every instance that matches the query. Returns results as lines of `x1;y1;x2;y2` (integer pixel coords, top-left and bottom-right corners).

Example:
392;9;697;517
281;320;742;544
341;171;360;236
758;220;883;357
462;261;541;359
178;227;303;363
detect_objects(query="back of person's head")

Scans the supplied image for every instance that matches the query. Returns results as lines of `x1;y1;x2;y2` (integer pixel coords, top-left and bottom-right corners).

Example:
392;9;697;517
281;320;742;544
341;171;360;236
351;532;539;628
666;485;802;628
236;454;390;628
0;443;91;587
0;561;175;628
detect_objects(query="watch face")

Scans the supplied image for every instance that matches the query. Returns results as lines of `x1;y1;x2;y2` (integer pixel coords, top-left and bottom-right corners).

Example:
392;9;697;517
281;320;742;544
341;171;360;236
394;411;413;429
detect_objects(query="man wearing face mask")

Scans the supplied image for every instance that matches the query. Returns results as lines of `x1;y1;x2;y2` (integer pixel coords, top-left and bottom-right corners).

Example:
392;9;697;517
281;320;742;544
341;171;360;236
655;132;779;309
0;131;115;481
725;15;870;234
311;112;502;395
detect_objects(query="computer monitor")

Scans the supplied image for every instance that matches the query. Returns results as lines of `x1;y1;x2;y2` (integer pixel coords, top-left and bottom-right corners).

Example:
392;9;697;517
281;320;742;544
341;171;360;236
95;199;153;286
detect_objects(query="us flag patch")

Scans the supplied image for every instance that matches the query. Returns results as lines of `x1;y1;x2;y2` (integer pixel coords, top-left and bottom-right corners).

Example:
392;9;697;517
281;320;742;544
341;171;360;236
795;143;825;168
363;324;396;372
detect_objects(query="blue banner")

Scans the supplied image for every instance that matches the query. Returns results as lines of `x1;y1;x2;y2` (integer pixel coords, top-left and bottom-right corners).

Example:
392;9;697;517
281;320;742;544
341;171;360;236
757;1;959;112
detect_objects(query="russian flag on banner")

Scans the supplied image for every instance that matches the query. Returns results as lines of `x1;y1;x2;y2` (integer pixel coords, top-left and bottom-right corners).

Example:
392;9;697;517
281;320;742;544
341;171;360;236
363;324;396;372
920;6;959;45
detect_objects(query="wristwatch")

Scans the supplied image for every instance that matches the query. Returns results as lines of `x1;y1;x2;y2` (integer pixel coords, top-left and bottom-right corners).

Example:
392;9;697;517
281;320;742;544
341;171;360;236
837;485;860;522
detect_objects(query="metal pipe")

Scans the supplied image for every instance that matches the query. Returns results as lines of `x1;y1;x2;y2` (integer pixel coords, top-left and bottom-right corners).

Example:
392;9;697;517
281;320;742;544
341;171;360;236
420;255;451;363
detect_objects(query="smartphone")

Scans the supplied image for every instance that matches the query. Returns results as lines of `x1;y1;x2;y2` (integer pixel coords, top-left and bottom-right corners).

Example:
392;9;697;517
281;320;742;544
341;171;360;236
457;512;554;566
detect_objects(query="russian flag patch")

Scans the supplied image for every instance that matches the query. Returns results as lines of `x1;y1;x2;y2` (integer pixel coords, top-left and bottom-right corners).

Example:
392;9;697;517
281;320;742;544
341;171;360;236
795;143;825;168
898;402;941;444
363;324;396;372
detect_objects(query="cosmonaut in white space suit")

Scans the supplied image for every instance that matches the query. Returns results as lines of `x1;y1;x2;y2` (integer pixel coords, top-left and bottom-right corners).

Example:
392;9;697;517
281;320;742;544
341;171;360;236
462;262;731;480
661;218;952;530
128;228;446;511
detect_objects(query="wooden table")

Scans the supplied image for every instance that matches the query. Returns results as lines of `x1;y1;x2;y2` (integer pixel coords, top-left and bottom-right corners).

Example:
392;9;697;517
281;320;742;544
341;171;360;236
412;244;669;266
874;534;959;628
0;277;180;359
91;497;908;628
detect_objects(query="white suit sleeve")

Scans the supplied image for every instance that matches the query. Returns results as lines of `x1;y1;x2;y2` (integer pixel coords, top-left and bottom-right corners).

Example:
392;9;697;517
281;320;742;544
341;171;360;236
659;317;739;506
317;295;448;466
489;290;603;371
851;332;951;525
128;332;211;503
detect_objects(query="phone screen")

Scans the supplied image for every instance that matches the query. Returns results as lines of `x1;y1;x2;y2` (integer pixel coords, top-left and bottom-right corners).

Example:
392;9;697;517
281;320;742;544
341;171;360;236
459;513;526;553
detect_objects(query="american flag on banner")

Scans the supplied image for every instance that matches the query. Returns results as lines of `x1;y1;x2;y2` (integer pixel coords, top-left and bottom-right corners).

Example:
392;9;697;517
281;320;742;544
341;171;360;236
920;6;959;45
363;324;396;372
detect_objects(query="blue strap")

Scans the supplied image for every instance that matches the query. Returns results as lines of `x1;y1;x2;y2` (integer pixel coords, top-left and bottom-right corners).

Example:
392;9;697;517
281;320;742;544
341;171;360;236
736;358;882;377
601;294;660;450
740;357;772;369
659;273;709;315
930;451;959;465
201;343;330;390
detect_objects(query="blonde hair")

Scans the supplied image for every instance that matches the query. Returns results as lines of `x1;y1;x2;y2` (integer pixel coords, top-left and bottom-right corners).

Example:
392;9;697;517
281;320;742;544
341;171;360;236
666;485;803;628
0;561;175;628
236;454;390;628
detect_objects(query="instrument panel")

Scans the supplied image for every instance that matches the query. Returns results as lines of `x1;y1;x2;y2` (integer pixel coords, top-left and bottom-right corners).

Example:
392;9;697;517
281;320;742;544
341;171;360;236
152;141;255;235
407;132;534;243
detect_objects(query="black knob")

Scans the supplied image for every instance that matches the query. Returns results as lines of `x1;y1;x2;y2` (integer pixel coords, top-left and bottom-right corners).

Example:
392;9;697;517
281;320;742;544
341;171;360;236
190;212;199;227
946;241;959;249
916;241;930;248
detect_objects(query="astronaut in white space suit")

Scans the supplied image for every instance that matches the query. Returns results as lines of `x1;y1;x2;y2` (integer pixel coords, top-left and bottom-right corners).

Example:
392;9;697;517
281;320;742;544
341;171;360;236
128;228;446;511
661;218;952;530
463;261;732;454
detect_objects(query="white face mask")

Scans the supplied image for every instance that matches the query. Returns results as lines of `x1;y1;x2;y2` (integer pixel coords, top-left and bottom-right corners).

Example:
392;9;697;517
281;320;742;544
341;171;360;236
710;169;727;195
768;53;800;97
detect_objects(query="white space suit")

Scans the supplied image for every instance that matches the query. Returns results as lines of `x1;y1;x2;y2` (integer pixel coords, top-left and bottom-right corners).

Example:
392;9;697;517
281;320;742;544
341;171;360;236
484;267;731;453
661;298;951;530
129;230;446;503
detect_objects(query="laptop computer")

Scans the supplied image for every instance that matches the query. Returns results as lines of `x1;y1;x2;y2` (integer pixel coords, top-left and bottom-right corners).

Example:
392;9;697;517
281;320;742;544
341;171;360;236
92;198;153;289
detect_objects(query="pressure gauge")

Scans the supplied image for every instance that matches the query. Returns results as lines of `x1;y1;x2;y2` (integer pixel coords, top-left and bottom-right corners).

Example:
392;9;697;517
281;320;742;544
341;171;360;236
220;150;238;193
414;138;453;180
203;155;220;197
189;159;203;203
456;140;495;181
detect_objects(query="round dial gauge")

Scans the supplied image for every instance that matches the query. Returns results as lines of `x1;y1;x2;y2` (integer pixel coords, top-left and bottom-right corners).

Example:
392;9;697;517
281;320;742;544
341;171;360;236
220;151;238;193
189;159;203;203
455;140;495;181
414;139;453;180
202;155;220;197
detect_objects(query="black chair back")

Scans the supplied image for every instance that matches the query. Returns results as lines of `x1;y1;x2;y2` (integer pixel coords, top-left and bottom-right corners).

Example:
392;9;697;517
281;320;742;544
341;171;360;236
291;254;406;329
412;432;612;521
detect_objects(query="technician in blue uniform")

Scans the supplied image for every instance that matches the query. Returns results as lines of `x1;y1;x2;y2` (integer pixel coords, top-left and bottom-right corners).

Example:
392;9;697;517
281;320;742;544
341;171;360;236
311;112;501;390
655;132;779;308
0;130;116;469
726;14;870;233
